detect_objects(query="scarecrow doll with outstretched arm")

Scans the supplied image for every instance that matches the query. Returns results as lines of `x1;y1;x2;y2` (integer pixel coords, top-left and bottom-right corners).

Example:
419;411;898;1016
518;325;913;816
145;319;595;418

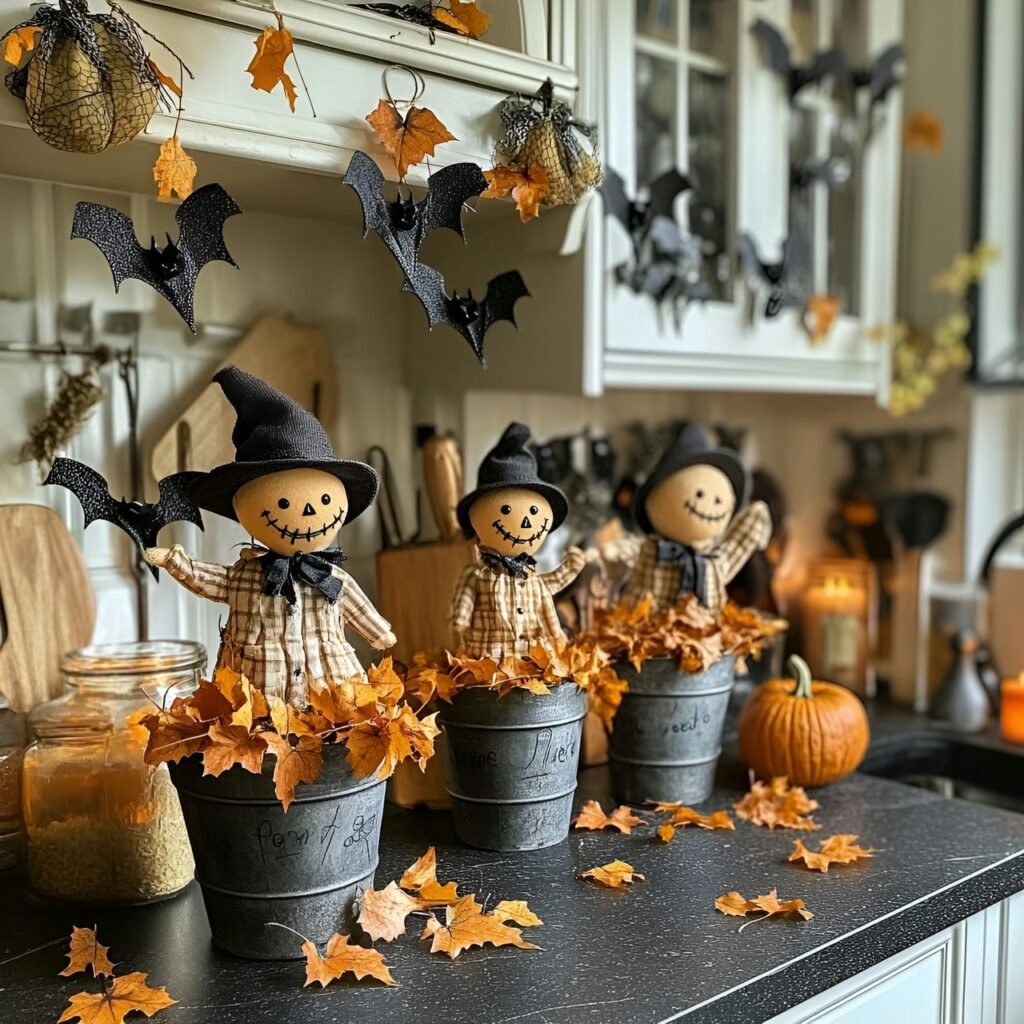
450;422;587;659
613;423;772;613
145;367;395;707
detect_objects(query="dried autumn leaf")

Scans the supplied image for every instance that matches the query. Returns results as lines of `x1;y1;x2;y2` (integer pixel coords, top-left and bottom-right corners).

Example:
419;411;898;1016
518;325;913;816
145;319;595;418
141;712;209;765
904;109;943;154
483;162;550;222
421;895;538;958
715;889;813;930
148;59;182;98
357;881;424;942
2;25;41;66
572;800;644;835
805;294;842;346
346;706;439;780
579;861;645;889
734;776;819;831
433;0;492;38
301;933;395;987
368;657;405;706
60;927;115;979
201;722;267;777
714;891;755;917
310;679;379;726
246;14;298;112
656;823;676;844
186;682;235;723
789;834;874;873
153;136;197;200
58;972;176;1024
655;804;735;831
492;900;543;927
263;732;323;812
365;98;455;180
399;846;459;905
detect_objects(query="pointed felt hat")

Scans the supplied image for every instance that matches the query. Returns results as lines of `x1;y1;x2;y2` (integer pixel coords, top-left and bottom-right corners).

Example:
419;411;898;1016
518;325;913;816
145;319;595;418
634;422;750;534
456;422;569;538
187;366;379;523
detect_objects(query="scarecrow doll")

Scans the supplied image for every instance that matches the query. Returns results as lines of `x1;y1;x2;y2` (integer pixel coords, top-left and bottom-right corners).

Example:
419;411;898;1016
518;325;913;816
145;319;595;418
451;422;586;659
145;367;395;707
614;423;771;613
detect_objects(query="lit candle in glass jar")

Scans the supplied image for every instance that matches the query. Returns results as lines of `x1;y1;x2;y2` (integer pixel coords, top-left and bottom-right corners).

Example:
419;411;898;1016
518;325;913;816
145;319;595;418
802;570;871;694
1000;672;1024;744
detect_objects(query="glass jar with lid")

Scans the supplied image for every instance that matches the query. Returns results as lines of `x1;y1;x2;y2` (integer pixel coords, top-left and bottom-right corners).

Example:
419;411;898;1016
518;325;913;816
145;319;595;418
0;692;28;870
22;641;203;905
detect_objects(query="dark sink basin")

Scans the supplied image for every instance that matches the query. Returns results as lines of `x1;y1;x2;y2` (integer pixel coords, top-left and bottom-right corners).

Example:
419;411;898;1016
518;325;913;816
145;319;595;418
862;733;1024;814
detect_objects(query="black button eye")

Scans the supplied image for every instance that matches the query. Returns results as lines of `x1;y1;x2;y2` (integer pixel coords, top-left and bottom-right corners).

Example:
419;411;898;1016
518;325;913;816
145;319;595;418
529;505;538;515
500;504;512;515
695;489;705;499
321;493;331;505
277;498;290;510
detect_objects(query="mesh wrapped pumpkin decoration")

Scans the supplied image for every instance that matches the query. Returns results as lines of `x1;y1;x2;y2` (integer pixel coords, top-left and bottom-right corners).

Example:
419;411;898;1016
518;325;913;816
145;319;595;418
4;0;162;154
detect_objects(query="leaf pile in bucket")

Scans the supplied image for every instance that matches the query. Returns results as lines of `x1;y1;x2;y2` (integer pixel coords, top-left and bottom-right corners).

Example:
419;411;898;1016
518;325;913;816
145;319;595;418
585;594;786;674
140;661;439;810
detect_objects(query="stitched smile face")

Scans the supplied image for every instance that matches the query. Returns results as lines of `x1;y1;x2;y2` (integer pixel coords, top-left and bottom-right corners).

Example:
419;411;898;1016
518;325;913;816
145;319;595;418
233;468;348;555
646;464;736;545
468;487;553;557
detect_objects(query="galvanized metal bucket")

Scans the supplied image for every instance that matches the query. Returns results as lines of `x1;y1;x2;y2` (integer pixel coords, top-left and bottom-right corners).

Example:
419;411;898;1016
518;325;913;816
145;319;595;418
439;684;587;851
169;745;385;960
610;656;736;805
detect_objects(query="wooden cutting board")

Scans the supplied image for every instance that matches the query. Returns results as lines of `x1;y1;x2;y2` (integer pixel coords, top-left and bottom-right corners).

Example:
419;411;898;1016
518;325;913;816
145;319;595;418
151;315;337;478
0;505;95;712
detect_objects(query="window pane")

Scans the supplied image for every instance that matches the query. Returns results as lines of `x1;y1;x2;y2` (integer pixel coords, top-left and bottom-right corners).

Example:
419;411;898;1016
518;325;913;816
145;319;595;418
688;67;730;299
689;0;732;64
636;52;677;184
636;0;678;45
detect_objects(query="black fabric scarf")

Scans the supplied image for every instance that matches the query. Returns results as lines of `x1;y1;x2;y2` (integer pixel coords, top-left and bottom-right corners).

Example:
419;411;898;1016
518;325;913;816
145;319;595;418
479;548;536;579
259;549;347;605
656;539;709;605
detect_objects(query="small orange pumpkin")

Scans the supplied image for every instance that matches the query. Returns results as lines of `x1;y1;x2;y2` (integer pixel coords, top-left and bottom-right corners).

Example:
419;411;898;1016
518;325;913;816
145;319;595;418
738;655;870;787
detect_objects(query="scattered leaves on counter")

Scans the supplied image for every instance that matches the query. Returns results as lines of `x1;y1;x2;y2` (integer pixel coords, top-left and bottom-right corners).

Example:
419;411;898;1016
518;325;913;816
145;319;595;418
655;803;735;832
2;25;40;65
492;900;543;927
421;895;539;958
301;932;396;987
483;162;551;222
715;889;813;931
358;881;427;943
432;0;491;38
572;800;645;834
246;13;312;114
366;97;455;180
734;776;820;831
153;135;197;200
399;846;459;905
579;860;645;889
656;823;677;844
789;835;874;873
60;927;115;979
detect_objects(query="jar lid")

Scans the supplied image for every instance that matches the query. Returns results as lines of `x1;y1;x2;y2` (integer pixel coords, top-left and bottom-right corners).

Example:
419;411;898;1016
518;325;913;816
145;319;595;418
29;699;114;740
61;641;206;677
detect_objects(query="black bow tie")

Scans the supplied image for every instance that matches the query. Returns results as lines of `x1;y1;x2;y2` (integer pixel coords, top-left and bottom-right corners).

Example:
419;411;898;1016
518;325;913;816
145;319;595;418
655;539;709;605
479;549;536;579
259;549;347;605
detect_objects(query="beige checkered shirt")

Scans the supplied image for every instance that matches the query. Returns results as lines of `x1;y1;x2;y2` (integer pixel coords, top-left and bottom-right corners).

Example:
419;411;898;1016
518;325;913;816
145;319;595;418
620;501;772;612
450;547;586;659
163;544;391;707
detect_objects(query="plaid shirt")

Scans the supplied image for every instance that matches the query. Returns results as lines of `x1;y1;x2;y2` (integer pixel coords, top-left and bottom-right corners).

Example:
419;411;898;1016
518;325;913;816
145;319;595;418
163;544;391;707
450;547;586;658
621;501;772;612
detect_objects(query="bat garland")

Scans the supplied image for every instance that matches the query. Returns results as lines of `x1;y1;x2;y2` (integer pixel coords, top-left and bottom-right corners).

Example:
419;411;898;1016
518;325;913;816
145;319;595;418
343;150;529;365
45;457;204;579
737;230;812;319
71;183;242;333
751;19;846;100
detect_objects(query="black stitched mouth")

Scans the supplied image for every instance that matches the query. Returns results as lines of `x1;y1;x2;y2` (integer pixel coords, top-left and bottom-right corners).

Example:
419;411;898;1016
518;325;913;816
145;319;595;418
492;517;550;548
261;508;344;546
683;500;729;524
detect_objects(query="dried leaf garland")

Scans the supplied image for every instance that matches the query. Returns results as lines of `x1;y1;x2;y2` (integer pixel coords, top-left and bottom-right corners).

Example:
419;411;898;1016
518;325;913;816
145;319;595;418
432;0;492;38
579;861;645;889
572;800;644;835
482;162;551;222
734;776;820;831
2;24;40;65
60;927;115;979
153;134;197;200
715;889;813;930
421;895;539;958
246;13;313;114
366;96;455;180
790;835;874;873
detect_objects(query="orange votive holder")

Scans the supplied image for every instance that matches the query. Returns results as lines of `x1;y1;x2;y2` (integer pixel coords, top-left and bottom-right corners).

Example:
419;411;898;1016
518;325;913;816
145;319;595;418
1000;673;1024;744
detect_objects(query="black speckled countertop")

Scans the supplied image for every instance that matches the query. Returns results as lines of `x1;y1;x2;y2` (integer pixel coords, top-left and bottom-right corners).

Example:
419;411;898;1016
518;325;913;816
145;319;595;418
3;746;1024;1024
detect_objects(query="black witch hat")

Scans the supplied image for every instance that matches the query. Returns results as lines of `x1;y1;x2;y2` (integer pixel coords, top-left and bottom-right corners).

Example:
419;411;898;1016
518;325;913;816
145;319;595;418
456;422;569;538
188;367;379;523
634;422;749;534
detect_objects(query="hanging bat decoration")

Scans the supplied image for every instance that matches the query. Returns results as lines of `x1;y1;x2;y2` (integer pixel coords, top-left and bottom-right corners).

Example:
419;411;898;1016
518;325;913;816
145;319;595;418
599;167;693;260
71;183;242;333
791;156;852;191
851;44;905;108
751;19;847;100
45;457;204;578
737;230;812;319
343;150;529;365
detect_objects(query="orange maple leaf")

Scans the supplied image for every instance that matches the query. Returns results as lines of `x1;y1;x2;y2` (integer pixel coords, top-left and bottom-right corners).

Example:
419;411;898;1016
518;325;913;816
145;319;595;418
578;861;645;889
346;706;439;780
483;162;550;222
572;800;644;835
148;59;182;98
367;657;405;707
365;98;455;180
492;900;543;927
420;895;539;958
185;681;235;723
153;136;197;200
58;972;176;1024
263;732;323;812
141;712;209;765
656;823;677;843
310;678;379;726
399;846;459;905
805;294;842;347
2;25;41;66
246;14;299;112
715;888;813;930
228;676;270;731
201;722;267;778
734;776;819;831
654;803;735;831
60;927;115;979
301;933;395;987
789;834;874;873
356;881;424;942
904;109;943;154
433;0;491;38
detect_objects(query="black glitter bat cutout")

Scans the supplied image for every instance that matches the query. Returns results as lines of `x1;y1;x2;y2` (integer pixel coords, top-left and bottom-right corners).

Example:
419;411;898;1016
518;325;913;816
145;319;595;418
737;230;811;319
851;43;905;109
71;184;242;333
343;150;529;365
600;167;693;260
45;457;204;579
751;18;847;100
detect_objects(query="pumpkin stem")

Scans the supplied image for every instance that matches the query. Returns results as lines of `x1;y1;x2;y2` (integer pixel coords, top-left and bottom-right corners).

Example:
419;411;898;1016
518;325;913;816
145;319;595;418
787;655;814;698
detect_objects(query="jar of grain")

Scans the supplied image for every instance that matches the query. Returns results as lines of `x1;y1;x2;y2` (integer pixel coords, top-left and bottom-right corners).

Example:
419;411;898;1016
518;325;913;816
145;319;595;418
22;641;203;905
0;692;28;870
